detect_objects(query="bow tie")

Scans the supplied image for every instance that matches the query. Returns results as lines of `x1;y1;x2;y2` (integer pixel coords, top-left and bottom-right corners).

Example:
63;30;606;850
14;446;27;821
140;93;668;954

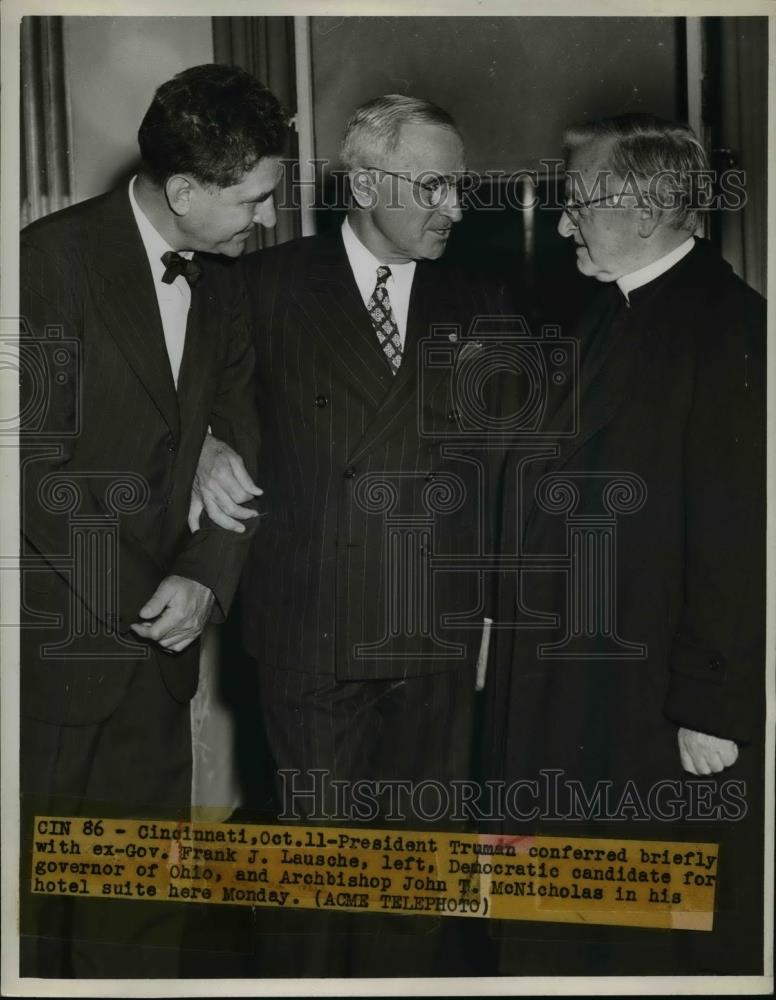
161;251;202;287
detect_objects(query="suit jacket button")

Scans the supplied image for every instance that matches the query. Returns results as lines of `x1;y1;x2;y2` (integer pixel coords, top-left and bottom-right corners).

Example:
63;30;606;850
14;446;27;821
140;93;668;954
709;658;721;671
315;395;329;408
344;467;356;479
166;437;177;452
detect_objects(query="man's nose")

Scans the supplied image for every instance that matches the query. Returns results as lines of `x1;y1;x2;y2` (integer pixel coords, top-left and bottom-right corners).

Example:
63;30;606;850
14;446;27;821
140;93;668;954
557;210;577;238
254;196;277;229
438;187;463;224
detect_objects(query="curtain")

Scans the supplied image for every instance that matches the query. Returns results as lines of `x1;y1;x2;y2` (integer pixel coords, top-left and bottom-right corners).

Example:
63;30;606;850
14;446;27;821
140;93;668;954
20;16;73;226
212;17;301;250
717;17;768;296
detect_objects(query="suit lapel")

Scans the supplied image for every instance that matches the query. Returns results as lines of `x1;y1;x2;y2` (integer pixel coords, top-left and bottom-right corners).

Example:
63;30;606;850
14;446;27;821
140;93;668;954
300;233;394;409
297;236;468;466
402;258;458;399
347;260;452;465
92;188;180;438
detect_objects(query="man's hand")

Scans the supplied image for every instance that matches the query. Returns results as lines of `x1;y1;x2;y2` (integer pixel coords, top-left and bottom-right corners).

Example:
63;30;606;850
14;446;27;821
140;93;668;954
189;433;262;533
131;575;215;653
678;727;739;775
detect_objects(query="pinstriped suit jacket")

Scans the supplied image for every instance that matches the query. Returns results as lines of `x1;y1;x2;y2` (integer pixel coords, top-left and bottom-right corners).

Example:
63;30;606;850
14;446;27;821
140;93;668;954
242;230;508;681
20;186;260;725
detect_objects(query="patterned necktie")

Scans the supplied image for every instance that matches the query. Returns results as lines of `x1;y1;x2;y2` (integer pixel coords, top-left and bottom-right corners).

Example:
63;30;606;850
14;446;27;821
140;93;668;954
161;250;202;287
367;265;403;374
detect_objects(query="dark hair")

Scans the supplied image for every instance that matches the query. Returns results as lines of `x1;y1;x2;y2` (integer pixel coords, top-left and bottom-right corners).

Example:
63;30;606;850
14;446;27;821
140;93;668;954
563;113;709;231
138;63;287;188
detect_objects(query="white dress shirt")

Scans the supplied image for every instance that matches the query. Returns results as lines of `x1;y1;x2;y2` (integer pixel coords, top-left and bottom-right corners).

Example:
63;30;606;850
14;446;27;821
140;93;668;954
128;175;193;387
617;236;695;302
341;216;416;348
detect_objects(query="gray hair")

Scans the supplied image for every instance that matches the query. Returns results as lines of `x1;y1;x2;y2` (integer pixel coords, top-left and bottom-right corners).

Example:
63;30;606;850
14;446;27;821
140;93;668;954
563;113;711;231
340;94;459;170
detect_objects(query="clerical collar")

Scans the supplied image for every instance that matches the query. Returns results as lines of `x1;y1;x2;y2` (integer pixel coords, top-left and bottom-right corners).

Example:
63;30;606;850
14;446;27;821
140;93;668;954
617;237;695;302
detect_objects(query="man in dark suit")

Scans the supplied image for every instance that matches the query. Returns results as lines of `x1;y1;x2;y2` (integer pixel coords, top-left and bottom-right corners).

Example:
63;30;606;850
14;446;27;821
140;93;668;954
194;94;509;974
19;64;285;977
488;114;766;975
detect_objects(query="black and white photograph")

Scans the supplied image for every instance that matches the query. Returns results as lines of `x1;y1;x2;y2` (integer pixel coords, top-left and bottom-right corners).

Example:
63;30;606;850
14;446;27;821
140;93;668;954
1;1;773;994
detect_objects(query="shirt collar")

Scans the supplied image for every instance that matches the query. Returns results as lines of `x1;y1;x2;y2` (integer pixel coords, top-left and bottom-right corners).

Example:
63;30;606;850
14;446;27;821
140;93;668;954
128;175;193;279
341;216;415;303
616;236;695;301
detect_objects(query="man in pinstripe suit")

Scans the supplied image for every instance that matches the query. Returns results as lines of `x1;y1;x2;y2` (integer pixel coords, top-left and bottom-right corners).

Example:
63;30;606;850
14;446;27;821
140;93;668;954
194;95;509;975
19;64;285;977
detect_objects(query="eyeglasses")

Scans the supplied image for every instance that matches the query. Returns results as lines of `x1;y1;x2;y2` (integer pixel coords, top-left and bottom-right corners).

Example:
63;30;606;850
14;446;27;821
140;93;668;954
365;167;466;208
564;190;648;222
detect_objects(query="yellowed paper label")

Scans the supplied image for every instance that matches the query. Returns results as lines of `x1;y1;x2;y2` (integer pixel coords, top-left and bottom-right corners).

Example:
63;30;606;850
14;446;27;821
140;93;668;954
30;817;718;930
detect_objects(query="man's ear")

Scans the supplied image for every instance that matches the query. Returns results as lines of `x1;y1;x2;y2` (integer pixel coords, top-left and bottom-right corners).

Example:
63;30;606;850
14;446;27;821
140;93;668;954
348;168;378;210
165;175;194;217
637;201;662;239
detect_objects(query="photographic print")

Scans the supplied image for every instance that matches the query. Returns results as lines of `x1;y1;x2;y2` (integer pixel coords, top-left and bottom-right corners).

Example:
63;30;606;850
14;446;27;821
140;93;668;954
1;2;773;995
